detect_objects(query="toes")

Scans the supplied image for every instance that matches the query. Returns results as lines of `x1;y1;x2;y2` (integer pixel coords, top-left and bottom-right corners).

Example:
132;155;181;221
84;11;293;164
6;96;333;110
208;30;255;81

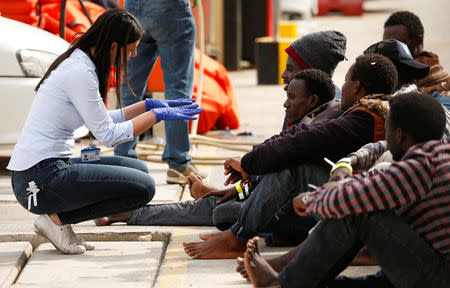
236;256;244;265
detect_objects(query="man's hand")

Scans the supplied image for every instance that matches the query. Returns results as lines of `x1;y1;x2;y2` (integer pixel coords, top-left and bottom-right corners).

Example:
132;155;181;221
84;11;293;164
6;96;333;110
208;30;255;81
293;192;312;216
329;166;352;182
328;155;356;182
223;157;250;185
202;188;238;205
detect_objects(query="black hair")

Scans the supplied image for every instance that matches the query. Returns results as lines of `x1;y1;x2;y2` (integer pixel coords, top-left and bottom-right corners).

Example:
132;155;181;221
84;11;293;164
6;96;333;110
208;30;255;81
351;54;398;95
294;69;335;103
36;9;144;107
384;11;424;41
389;92;445;142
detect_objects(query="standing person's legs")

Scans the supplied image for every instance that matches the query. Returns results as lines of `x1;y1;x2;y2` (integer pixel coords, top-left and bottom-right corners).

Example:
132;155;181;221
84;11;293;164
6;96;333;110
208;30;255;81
276;211;450;288
153;0;197;183
114;0;159;158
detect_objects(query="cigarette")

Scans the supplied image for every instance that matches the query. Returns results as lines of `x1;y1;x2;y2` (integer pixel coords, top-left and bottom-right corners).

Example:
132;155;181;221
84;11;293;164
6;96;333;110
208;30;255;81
308;184;319;190
324;157;335;167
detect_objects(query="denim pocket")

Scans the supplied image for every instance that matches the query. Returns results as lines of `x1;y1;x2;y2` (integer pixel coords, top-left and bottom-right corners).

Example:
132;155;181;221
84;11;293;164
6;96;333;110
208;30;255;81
11;159;68;215
143;1;192;43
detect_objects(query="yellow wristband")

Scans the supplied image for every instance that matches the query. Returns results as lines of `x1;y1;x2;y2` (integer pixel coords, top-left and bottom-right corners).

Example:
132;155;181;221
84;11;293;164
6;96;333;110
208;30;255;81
330;162;353;176
302;194;309;204
235;183;244;194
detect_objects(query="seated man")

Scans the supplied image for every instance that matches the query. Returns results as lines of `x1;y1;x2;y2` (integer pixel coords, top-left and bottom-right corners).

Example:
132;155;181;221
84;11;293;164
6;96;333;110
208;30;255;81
365;39;429;95
383;10;450;96
94;69;340;228
183;53;398;259
243;91;450;288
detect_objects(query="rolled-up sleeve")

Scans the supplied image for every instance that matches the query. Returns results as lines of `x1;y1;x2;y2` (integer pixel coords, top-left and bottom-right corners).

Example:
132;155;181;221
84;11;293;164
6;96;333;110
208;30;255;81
64;68;134;147
109;109;126;123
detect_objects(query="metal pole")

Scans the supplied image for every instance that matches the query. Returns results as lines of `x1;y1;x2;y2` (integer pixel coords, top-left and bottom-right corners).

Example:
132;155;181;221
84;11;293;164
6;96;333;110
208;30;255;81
273;0;280;41
190;0;205;136
59;0;67;40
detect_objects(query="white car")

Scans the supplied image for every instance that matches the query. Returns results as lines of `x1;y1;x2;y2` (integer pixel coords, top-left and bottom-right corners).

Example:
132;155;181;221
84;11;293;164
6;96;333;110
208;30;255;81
280;0;318;20
0;16;72;144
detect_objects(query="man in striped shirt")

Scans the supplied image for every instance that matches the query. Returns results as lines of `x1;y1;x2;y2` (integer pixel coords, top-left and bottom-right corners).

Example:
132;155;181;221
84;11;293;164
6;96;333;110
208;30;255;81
243;92;449;288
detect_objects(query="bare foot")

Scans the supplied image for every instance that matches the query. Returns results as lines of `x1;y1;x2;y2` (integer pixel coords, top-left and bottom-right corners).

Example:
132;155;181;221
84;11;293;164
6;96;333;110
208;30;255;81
93;213;130;226
244;237;280;287
183;230;246;259
188;172;218;200
198;231;224;241
351;246;377;266
236;240;292;281
236;257;250;281
94;217;110;226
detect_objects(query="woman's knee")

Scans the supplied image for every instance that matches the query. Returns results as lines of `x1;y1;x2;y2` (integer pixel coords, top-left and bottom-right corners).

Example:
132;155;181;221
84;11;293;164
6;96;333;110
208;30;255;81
141;174;155;202
122;157;149;173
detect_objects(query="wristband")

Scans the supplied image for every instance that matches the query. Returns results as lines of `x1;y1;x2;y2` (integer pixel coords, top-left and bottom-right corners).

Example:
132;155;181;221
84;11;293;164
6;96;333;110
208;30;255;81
330;162;353;176
236;183;245;200
302;194;309;204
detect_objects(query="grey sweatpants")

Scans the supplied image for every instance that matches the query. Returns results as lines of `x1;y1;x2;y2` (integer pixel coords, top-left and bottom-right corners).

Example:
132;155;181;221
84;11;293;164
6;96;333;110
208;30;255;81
127;196;242;229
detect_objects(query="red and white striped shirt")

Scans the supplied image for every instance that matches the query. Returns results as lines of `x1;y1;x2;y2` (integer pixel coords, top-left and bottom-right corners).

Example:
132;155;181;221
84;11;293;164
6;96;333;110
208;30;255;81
307;138;450;255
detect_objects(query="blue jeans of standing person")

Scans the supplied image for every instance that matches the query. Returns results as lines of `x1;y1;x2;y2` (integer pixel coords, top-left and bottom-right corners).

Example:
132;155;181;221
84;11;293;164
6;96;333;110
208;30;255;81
114;0;196;170
278;210;450;288
230;162;329;241
11;156;155;224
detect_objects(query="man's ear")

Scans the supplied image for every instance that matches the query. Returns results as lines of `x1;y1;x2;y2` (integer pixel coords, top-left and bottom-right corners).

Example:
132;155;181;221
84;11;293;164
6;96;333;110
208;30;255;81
309;94;320;107
354;80;363;96
415;35;424;55
397;127;415;151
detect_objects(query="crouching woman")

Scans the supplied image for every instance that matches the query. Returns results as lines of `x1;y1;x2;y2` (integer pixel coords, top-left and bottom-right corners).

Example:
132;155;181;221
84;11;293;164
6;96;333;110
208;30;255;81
7;9;201;255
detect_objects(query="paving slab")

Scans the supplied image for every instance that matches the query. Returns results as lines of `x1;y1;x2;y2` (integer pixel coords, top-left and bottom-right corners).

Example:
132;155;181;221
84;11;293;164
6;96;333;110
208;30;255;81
0;242;32;288
12;241;164;288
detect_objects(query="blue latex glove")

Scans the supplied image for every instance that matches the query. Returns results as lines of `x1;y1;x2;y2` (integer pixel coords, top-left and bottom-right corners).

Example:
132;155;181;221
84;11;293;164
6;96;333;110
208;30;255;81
152;104;202;122
145;98;195;111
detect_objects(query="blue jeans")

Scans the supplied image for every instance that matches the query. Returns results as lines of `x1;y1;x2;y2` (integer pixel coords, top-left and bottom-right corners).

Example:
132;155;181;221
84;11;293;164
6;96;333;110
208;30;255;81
11;156;155;224
278;211;450;288
432;90;450;110
114;0;196;170
230;162;329;241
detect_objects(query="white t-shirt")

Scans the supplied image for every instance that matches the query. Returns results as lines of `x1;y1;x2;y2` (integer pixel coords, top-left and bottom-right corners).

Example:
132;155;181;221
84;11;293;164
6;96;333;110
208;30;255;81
8;49;134;171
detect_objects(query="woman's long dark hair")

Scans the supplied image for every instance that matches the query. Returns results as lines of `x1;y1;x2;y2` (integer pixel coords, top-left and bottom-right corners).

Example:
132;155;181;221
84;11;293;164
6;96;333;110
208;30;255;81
35;9;144;108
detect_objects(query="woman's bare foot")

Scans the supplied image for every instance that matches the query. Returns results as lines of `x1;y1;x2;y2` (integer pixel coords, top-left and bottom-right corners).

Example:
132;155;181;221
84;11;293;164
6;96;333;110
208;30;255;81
93;213;130;226
187;172;218;199
183;230;246;259
244;237;280;287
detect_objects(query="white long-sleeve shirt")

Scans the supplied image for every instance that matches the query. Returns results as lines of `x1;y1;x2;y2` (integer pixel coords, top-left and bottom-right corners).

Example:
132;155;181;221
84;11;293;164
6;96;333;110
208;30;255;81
8;49;134;171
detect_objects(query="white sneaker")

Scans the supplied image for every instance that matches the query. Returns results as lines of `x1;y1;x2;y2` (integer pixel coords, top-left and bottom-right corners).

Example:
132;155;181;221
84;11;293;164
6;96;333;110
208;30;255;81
66;225;95;250
34;214;86;255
